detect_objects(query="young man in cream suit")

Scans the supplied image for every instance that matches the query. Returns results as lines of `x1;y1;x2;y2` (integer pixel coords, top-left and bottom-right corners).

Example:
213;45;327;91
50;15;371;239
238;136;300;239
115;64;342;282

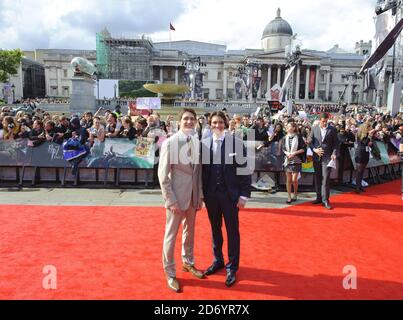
158;108;204;293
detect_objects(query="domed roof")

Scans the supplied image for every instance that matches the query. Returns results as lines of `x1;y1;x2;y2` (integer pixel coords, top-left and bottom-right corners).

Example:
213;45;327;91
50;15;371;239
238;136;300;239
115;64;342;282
262;8;293;39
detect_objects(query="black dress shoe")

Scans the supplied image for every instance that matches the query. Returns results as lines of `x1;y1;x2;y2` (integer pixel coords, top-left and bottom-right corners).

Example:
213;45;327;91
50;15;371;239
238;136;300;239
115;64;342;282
312;199;323;205
225;271;236;287
204;263;225;276
323;201;333;210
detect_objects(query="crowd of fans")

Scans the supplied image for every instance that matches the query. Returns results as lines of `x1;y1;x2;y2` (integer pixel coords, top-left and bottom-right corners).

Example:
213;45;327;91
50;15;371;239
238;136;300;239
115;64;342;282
1;103;402;163
11;97;70;106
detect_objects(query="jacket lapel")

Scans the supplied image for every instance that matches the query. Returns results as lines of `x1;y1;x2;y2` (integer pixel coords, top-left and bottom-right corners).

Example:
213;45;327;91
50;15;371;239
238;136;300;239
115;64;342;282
316;126;323;144
323;126;330;142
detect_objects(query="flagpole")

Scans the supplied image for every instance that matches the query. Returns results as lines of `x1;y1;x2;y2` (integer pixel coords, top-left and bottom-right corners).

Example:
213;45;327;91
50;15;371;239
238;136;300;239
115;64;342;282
169;22;172;49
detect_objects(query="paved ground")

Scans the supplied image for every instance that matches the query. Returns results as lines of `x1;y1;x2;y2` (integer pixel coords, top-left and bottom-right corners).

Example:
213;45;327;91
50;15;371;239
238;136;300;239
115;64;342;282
0;186;345;208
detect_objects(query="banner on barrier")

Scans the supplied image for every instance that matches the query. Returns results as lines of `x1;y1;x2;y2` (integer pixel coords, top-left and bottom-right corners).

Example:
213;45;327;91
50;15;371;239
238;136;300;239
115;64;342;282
0;139;400;172
0;139;31;166
0;139;156;169
349;141;401;169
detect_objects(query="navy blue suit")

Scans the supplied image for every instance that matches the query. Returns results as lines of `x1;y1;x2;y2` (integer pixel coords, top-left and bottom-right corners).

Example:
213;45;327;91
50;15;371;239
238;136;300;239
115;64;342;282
201;134;251;273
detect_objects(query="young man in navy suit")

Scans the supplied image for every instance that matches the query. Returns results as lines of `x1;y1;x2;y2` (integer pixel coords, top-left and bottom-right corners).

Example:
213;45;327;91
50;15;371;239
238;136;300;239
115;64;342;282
201;111;251;287
308;112;339;210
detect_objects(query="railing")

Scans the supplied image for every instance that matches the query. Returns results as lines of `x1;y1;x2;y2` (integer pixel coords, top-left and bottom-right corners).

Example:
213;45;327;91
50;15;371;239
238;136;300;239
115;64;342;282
0;139;401;189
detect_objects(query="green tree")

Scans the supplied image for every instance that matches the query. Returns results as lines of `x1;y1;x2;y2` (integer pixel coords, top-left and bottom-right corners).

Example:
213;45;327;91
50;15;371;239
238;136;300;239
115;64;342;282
0;49;23;83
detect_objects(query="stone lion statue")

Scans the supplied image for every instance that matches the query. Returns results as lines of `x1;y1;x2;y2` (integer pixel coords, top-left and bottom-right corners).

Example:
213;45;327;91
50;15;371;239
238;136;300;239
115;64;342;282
70;57;97;77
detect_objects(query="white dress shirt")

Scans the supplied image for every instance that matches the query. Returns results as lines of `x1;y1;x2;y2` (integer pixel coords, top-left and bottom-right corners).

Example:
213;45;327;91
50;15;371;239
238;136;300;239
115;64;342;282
320;125;328;142
212;134;225;154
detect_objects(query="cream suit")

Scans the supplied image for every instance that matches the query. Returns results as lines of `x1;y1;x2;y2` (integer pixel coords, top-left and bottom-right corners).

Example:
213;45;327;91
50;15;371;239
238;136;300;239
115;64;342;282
158;130;203;278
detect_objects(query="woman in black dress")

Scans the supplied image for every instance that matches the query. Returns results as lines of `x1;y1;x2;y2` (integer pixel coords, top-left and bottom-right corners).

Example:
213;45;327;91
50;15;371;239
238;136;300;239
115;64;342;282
354;122;375;194
282;122;306;203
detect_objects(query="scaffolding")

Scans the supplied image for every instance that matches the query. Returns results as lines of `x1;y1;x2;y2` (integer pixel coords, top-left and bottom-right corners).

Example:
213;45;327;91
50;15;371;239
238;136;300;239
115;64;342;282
96;28;154;80
96;31;109;78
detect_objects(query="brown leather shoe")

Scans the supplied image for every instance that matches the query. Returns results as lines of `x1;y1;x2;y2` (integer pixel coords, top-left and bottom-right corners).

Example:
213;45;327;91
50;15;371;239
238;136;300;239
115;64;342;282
166;277;180;293
182;263;205;279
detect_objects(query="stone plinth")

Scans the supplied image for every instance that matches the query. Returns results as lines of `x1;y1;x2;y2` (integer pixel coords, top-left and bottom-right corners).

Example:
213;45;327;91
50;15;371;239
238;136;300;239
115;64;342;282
70;76;96;115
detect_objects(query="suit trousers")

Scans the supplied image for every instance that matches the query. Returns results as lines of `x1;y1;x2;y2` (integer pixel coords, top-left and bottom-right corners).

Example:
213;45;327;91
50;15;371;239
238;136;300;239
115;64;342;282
162;205;197;278
313;160;332;202
205;191;240;273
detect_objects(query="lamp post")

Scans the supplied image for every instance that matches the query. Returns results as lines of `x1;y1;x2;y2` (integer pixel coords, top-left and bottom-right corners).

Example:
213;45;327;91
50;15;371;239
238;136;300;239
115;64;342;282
234;65;250;101
114;83;117;100
94;72;100;101
245;59;263;103
182;56;206;101
284;39;302;114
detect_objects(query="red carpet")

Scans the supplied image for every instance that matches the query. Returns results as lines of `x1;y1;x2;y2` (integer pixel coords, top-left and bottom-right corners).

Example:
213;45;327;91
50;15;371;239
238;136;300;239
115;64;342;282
0;180;402;300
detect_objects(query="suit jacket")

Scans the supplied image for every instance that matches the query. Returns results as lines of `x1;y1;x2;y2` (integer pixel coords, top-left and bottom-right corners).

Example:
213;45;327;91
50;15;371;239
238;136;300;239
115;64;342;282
308;125;339;163
158;131;203;211
201;133;251;202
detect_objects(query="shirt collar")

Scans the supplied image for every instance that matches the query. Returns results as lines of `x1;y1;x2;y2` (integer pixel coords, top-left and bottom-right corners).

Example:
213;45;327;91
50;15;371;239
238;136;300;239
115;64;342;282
212;133;225;142
178;129;194;140
320;124;329;130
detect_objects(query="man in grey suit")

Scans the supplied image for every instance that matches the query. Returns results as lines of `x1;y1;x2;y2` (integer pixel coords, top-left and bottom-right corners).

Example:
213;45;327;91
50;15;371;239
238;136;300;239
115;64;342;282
158;108;205;293
308;113;339;210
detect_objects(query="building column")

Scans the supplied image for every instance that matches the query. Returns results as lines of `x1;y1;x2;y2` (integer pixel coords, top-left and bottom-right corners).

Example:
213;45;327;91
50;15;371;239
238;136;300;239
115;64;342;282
223;68;228;100
305;65;310;100
314;66;320;100
277;65;281;86
45;67;51;97
249;71;254;101
159;66;163;84
359;76;365;104
295;65;300;100
266;65;272;93
57;67;62;97
175;67;179;85
325;71;331;101
257;68;262;99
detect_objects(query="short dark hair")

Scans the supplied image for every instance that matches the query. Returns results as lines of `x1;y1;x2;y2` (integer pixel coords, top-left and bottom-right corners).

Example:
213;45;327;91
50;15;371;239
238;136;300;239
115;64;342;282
320;112;329;119
209;111;229;127
178;108;197;121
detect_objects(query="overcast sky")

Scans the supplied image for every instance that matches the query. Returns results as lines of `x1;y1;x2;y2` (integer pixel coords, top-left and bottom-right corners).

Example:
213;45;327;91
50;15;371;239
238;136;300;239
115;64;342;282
0;0;377;52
